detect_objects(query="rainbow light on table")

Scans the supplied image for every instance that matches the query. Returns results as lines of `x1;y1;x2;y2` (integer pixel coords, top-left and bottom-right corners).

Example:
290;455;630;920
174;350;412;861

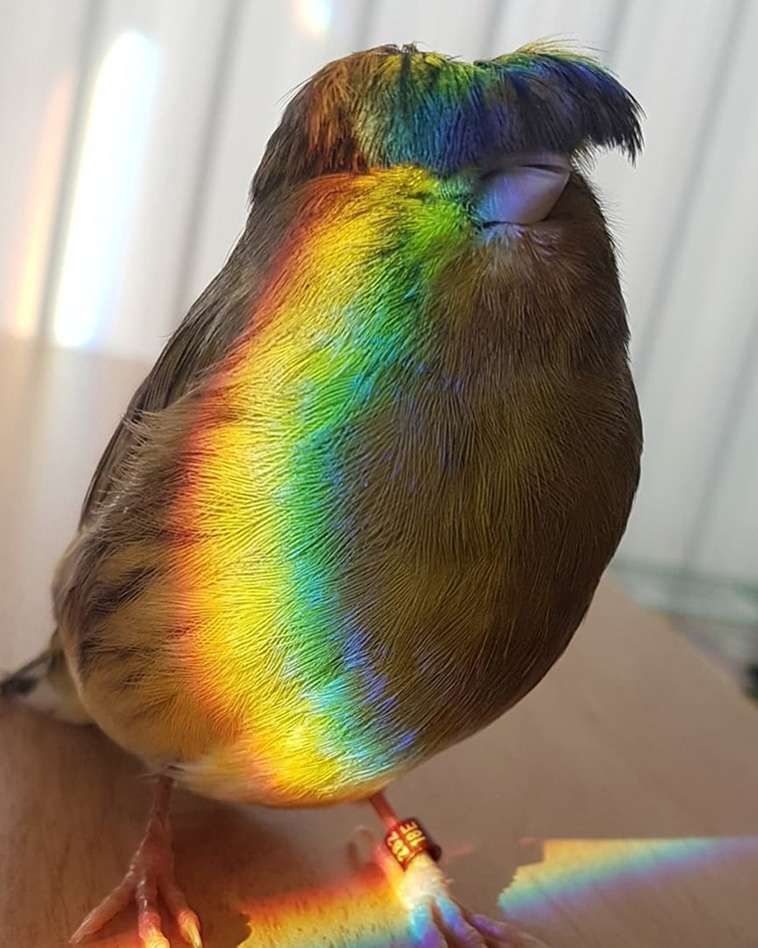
217;836;758;945
237;865;407;947
499;836;758;923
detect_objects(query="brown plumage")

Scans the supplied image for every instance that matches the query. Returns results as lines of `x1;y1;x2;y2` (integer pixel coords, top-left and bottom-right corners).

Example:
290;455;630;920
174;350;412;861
4;43;642;948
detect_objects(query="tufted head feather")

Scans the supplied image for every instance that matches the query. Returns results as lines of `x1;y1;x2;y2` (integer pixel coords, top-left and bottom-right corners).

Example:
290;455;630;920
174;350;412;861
252;41;643;201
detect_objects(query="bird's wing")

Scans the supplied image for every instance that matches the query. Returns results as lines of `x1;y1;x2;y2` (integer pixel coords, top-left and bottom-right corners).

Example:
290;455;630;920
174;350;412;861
81;257;253;522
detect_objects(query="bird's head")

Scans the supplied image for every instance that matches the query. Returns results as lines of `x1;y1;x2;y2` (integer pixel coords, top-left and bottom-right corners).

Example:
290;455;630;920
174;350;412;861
244;43;642;359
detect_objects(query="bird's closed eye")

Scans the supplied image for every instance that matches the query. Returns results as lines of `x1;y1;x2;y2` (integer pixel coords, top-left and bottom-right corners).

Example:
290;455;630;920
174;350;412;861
476;152;571;226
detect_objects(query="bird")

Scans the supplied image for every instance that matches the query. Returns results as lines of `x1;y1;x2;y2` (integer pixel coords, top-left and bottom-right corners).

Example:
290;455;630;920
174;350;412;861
2;42;643;948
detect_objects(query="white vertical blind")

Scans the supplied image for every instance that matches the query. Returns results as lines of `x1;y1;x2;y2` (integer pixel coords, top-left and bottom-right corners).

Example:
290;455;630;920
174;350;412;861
0;0;89;340
607;0;758;582
364;0;495;57
185;0;370;309
492;0;622;54
1;0;757;593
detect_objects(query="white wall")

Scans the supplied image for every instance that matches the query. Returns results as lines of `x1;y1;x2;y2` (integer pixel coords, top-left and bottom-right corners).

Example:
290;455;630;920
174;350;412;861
1;0;756;588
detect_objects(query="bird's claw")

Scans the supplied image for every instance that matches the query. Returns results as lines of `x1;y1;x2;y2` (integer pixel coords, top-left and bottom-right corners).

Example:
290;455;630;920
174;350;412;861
409;895;509;946
70;811;202;948
394;854;547;948
408;895;546;947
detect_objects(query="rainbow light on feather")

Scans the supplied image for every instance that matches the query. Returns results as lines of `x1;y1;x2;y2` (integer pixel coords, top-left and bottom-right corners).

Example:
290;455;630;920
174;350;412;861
252;43;642;200
171;166;470;803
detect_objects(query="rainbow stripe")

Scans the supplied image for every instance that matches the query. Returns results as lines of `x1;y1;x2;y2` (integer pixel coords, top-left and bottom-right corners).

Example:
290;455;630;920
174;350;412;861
170;166;470;804
198;836;758;946
130;40;644;806
499;836;758;924
253;42;642;199
236;865;406;947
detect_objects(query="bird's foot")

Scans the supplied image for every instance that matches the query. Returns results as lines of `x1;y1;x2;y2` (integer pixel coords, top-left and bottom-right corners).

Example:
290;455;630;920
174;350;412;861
70;778;201;948
395;853;547;947
366;793;549;947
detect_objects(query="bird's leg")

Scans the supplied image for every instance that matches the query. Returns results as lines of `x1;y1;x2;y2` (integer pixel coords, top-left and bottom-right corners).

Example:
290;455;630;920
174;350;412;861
70;775;201;948
369;792;547;947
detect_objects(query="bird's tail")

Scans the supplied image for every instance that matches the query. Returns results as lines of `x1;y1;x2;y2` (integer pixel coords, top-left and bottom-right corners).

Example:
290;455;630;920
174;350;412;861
1;630;92;724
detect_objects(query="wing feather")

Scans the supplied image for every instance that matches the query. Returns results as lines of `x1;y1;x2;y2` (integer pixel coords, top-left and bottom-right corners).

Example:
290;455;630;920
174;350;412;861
81;248;256;521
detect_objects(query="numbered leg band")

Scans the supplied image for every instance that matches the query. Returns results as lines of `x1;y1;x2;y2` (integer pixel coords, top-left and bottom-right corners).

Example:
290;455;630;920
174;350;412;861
384;818;442;870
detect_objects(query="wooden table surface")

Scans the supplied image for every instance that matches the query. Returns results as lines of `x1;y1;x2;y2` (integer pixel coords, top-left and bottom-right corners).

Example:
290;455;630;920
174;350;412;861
1;334;757;948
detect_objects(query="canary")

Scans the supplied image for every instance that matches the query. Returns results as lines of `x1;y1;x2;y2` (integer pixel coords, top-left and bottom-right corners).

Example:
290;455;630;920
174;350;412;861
2;43;642;947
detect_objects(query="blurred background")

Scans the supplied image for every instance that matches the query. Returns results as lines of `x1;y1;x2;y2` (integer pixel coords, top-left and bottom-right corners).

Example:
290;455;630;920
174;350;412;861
2;0;757;693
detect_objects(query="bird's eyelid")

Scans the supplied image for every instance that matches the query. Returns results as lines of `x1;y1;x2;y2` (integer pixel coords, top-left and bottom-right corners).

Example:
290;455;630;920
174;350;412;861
476;153;571;226
477;153;571;189
489;152;572;174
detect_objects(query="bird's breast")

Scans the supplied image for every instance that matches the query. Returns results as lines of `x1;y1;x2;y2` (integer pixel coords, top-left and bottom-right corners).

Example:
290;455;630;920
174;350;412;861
159;314;633;806
62;171;640;808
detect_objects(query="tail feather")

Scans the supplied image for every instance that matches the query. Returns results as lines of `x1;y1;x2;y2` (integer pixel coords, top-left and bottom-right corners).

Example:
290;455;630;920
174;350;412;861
0;651;52;698
1;633;92;724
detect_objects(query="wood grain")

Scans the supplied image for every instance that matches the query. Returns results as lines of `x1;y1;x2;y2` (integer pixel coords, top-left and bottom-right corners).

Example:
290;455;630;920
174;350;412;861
1;334;756;947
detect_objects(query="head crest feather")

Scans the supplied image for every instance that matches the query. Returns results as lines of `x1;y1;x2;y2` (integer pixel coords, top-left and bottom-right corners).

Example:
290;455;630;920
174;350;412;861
253;42;642;200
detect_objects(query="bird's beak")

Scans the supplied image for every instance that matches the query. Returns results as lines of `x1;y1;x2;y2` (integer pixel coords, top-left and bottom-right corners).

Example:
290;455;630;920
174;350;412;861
476;153;571;226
